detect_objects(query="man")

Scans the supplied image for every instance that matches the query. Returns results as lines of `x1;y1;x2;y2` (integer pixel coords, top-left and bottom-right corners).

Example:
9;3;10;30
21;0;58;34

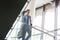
22;9;32;40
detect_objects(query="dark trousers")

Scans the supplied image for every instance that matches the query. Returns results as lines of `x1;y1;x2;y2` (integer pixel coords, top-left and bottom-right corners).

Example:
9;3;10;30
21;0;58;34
22;25;31;40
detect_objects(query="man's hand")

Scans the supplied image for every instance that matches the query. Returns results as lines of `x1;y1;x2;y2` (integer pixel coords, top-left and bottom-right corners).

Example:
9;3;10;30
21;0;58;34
31;24;32;26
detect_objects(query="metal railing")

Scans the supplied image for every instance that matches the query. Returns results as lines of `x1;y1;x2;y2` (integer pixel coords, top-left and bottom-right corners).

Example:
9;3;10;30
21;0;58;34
5;19;60;40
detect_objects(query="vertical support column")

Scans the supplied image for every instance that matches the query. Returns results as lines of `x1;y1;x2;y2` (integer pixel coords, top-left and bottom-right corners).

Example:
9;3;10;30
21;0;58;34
40;5;45;40
54;0;59;40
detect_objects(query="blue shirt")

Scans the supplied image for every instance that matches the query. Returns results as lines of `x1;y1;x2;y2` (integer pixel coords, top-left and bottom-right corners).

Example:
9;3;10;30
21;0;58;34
22;15;32;25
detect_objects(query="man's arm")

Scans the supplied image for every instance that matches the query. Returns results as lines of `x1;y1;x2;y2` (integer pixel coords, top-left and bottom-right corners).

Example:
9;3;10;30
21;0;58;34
22;16;25;23
29;16;32;26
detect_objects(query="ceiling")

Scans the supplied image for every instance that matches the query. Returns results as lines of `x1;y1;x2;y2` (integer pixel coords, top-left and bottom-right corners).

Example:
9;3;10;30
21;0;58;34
35;0;53;8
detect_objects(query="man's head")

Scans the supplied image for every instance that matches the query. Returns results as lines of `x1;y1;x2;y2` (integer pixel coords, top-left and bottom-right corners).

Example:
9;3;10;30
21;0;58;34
25;9;30;15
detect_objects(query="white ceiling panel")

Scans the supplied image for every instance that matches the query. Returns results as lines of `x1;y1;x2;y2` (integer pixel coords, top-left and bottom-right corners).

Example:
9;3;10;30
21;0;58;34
35;0;53;8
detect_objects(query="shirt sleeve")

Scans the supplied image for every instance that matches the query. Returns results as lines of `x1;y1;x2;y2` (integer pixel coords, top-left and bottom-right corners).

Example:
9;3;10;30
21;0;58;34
22;16;25;23
29;17;32;26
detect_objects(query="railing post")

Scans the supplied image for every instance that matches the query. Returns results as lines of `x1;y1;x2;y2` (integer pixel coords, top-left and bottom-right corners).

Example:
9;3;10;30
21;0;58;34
54;0;59;40
40;5;45;40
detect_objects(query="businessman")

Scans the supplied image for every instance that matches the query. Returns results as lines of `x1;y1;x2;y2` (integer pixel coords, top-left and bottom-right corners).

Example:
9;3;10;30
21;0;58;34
22;9;32;40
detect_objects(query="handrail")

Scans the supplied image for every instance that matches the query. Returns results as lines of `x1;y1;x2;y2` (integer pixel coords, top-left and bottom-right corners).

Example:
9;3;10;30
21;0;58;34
32;26;54;37
13;23;60;36
10;21;55;37
5;20;60;39
46;28;60;32
6;25;60;39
